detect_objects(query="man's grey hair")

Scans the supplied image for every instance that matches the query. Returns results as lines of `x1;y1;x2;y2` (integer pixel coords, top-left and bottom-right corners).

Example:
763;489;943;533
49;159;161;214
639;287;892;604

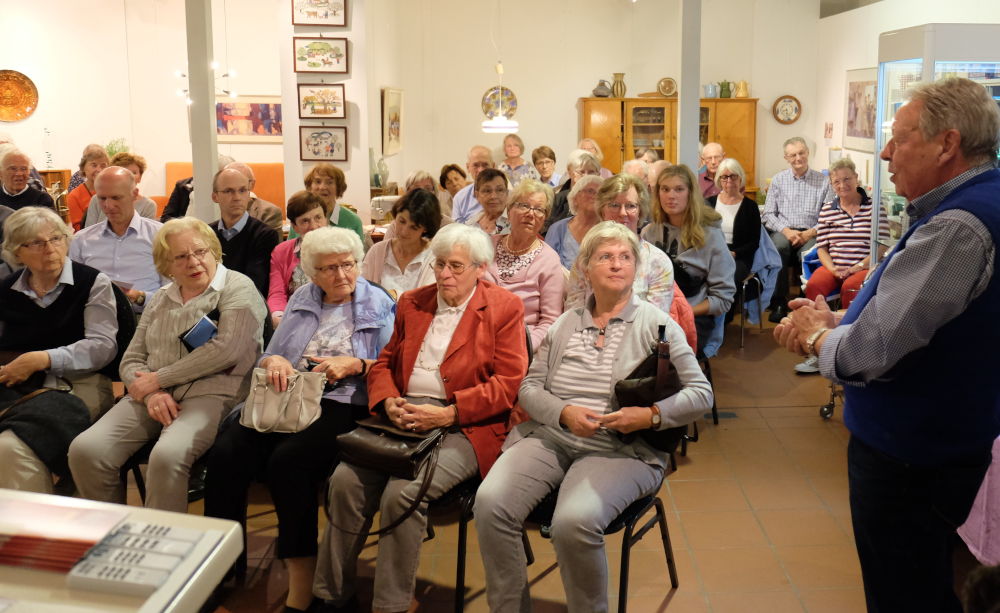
783;136;808;152
908;77;1000;165
430;223;494;266
568;174;604;215
404;169;435;191
566;149;601;174
299;226;364;277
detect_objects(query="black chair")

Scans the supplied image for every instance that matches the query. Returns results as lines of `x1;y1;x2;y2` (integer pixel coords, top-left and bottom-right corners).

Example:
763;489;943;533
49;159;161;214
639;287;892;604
738;271;765;349
424;477;481;613
119;439;211;504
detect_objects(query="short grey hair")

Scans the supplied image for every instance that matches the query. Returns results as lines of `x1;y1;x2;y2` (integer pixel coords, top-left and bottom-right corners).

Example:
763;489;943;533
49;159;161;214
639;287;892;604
828;157;857;175
568;174;604;215
566;149;601;174
783;136;808;152
621;159;649;180
908;77;1000;165
299;226;364;278
1;147;30;168
714;158;747;189
575;220;642;276
578;138;604;162
430;223;493;266
404;170;435;191
507;178;554;216
2;206;72;266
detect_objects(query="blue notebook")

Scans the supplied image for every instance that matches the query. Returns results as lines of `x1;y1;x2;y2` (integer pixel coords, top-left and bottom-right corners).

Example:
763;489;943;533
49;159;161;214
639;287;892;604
179;309;220;352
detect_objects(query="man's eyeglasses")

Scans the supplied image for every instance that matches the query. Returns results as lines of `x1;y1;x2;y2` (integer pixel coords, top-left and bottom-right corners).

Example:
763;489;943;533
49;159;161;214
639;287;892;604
512;202;546;216
171;248;212;265
315;261;357;275
433;260;470;274
216;187;249;197
21;235;67;252
478;187;508;197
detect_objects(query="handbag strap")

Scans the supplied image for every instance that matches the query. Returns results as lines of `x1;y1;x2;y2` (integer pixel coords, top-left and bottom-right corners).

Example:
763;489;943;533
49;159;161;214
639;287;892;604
325;432;447;537
250;370;298;431
0;388;56;421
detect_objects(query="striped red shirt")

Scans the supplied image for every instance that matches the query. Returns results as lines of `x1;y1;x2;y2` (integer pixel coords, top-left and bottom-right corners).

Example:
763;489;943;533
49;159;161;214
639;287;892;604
815;190;889;268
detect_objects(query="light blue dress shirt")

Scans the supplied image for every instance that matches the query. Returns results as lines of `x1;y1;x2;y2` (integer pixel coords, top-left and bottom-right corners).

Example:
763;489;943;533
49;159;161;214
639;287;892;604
217;212;250;241
451;183;482;224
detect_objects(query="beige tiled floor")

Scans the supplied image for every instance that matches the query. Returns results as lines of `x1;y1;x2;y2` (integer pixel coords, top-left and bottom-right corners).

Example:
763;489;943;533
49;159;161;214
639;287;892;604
210;320;873;612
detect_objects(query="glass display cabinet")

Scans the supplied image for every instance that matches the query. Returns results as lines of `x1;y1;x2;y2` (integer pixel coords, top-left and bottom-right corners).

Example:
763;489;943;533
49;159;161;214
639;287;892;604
872;23;1000;266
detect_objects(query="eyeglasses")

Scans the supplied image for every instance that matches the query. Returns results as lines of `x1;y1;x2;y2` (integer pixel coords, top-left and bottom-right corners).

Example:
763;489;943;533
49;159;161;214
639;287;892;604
315;261;357;275
478;187;508;197
21;235;67;251
512;202;546;216
433;260;470;274
215;187;249;197
703;155;724;162
606;202;640;213
718;174;740;182
784;152;808;160
535;159;555;168
593;252;635;266
171;248;212;265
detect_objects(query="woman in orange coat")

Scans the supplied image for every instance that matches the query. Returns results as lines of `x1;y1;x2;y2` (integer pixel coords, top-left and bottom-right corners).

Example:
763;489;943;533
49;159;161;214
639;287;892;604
312;223;529;613
65;145;109;230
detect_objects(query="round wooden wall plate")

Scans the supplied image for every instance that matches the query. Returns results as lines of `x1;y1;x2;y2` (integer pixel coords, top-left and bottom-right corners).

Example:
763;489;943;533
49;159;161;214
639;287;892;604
772;95;801;125
0;70;38;122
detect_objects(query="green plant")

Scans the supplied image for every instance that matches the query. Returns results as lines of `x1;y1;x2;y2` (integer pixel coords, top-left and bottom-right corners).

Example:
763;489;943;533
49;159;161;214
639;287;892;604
105;138;129;158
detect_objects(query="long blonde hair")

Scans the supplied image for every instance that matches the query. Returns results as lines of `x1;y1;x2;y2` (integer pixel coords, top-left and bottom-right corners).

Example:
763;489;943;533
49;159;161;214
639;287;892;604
652;164;720;250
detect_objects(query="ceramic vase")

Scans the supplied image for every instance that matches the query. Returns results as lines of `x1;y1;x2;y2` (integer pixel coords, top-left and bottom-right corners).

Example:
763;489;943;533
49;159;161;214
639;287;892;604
611;73;627;98
734;80;750;98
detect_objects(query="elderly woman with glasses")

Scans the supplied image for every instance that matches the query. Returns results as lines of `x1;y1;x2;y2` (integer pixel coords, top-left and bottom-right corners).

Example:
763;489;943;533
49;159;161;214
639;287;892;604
706;158;761;296
313;223;529;613
206;227;395;613
475;221;713;613
484;179;564;350
544;150;603;235
544;174;604;269
69;217;267;512
0;207;127;493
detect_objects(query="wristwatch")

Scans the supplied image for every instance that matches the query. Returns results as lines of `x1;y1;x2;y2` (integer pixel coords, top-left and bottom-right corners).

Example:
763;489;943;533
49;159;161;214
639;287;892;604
805;328;829;357
135;291;145;306
648;405;661;429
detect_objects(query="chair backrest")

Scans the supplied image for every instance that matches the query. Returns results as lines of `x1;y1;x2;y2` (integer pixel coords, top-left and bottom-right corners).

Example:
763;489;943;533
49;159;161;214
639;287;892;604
101;283;138;381
164;162;287;214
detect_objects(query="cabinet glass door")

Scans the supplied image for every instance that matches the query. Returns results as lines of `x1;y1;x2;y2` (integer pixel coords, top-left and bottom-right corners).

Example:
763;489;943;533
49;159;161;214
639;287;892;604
629;105;667;160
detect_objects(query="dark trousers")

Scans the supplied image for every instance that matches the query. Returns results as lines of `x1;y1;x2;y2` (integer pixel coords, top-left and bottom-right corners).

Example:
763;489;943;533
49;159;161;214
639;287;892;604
847;435;991;613
769;230;815;308
204;398;366;559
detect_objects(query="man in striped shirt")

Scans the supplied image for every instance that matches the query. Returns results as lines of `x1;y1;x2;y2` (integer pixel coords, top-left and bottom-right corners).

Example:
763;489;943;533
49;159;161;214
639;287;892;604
762;137;833;321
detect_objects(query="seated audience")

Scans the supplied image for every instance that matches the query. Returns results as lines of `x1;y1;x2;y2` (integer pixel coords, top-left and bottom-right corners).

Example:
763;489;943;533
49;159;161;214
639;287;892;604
0;207;125;493
69;217;267;512
706;158;761;302
210;168;280;298
66;144;110;230
361;188;440;298
635;147;660;165
641;164;736;354
466;168;510;235
313;223;528;613
578;137;614;178
796;157;887;374
485;178;564;350
227;161;284;232
544;174;603;269
160;154;235;221
622;158;649;185
84;152;157;226
451;145;495;224
532;145;561;188
268;191;329;327
543;149;602;234
498;133;540;186
439;163;468;217
0;135;45;192
293;163;363;242
0;150;55;211
71;167;165;312
205;227;395;613
474;221;713;612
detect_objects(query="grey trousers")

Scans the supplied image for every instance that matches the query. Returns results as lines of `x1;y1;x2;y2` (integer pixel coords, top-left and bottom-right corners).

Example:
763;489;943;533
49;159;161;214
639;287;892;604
313;431;478;612
474;431;663;613
68;393;228;512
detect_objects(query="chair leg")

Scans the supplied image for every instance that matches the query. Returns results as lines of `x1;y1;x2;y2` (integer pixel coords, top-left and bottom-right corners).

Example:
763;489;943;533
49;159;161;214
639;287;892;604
753;277;764;333
454;513;468;613
618;521;635;613
654;497;679;588
522;531;534;566
132;463;146;503
740;280;749;349
701;358;718;425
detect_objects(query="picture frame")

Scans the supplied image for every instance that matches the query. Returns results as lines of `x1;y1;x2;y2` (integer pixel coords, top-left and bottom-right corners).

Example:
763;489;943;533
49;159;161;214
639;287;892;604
291;0;347;27
844;68;878;152
381;87;403;156
297;83;346;119
299;126;348;162
293;37;348;74
215;96;283;143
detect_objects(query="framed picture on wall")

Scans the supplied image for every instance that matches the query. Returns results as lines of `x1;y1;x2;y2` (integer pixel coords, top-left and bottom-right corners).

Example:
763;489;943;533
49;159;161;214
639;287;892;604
215;96;283;143
297;83;346;119
844;68;877;152
292;0;347;26
382;87;403;156
300;126;348;162
293;37;348;74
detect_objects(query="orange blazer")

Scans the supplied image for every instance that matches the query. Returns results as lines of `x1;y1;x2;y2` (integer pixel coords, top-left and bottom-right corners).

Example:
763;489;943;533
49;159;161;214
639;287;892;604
367;279;529;477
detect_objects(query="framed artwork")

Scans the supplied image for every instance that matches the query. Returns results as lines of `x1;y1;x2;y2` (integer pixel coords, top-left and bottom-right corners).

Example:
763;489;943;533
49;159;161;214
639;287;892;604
215;96;283;143
300;126;348;162
292;0;347;26
293;37;348;74
381;87;403;156
297;83;345;119
844;68;878;152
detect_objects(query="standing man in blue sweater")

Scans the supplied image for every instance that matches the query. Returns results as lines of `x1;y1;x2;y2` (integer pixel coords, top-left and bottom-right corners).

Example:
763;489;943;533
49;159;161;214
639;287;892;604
775;78;1000;613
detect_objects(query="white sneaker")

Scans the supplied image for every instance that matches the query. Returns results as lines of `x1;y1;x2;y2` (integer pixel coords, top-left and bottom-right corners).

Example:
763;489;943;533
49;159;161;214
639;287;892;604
794;355;820;374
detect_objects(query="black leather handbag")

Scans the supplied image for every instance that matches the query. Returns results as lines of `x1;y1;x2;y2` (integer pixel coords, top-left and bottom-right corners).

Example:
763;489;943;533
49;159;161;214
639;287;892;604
614;325;688;454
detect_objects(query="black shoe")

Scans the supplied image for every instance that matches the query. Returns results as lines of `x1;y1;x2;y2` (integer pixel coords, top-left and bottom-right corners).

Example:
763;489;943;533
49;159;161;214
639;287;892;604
768;305;788;324
310;595;359;613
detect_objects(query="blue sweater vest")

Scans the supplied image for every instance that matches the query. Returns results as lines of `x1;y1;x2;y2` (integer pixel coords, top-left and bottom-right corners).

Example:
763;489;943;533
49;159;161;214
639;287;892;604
840;169;1000;464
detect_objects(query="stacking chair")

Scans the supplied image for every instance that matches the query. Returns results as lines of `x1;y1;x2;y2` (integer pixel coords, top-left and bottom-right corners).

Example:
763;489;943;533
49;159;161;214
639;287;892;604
738;225;782;348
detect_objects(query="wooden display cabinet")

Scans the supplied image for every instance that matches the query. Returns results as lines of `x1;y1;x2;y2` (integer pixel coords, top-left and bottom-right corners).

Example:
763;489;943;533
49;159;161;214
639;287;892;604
581;98;623;173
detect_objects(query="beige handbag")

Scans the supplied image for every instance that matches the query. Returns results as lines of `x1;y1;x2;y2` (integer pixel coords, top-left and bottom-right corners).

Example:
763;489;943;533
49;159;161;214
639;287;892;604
240;368;325;433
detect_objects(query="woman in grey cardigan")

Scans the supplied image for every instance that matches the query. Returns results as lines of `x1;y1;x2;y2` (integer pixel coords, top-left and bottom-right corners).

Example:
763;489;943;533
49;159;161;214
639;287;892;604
69;217;267;512
474;222;713;613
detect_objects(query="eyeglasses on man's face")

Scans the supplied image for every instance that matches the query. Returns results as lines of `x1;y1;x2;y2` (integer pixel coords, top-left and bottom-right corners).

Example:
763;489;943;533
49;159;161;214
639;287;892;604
21;234;67;252
171;248;212;265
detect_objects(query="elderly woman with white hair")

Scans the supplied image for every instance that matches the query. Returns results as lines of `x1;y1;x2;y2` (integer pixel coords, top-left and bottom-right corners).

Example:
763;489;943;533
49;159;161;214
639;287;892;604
544;173;604;269
543;149;602;235
69;217;267;512
206;226;396;613
313;223;529;613
0;206;128;493
578;137;615;178
705;157;761;300
475;221;713;612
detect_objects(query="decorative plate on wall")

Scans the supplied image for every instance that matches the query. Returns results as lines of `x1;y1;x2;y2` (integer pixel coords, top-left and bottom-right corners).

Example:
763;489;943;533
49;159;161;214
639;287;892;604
772;94;801;124
657;77;677;97
0;70;38;122
481;86;517;119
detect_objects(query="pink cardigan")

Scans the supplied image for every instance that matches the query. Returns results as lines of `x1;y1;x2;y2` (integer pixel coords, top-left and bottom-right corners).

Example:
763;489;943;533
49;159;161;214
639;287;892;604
484;236;565;351
267;239;299;314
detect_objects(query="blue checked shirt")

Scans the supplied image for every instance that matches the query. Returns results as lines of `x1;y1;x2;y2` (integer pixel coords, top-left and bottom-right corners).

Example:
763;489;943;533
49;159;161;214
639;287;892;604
762;168;833;232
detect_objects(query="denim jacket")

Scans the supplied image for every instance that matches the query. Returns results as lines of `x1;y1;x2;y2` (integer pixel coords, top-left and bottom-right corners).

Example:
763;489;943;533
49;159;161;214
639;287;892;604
260;277;396;404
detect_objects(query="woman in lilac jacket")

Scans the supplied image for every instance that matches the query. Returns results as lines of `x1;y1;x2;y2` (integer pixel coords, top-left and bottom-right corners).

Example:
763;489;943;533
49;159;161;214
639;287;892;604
485;179;565;351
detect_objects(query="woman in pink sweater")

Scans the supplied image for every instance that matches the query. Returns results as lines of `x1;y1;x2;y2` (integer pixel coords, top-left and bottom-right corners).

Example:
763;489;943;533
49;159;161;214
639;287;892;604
267;191;328;328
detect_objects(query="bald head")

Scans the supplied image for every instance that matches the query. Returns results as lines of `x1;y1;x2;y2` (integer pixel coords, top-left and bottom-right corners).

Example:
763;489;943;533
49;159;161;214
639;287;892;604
701;142;725;175
1;150;32;193
467;145;494;180
224;161;256;186
95;166;139;230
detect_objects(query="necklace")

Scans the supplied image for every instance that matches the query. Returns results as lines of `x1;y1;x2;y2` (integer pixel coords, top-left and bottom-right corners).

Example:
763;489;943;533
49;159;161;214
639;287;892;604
504;235;537;256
